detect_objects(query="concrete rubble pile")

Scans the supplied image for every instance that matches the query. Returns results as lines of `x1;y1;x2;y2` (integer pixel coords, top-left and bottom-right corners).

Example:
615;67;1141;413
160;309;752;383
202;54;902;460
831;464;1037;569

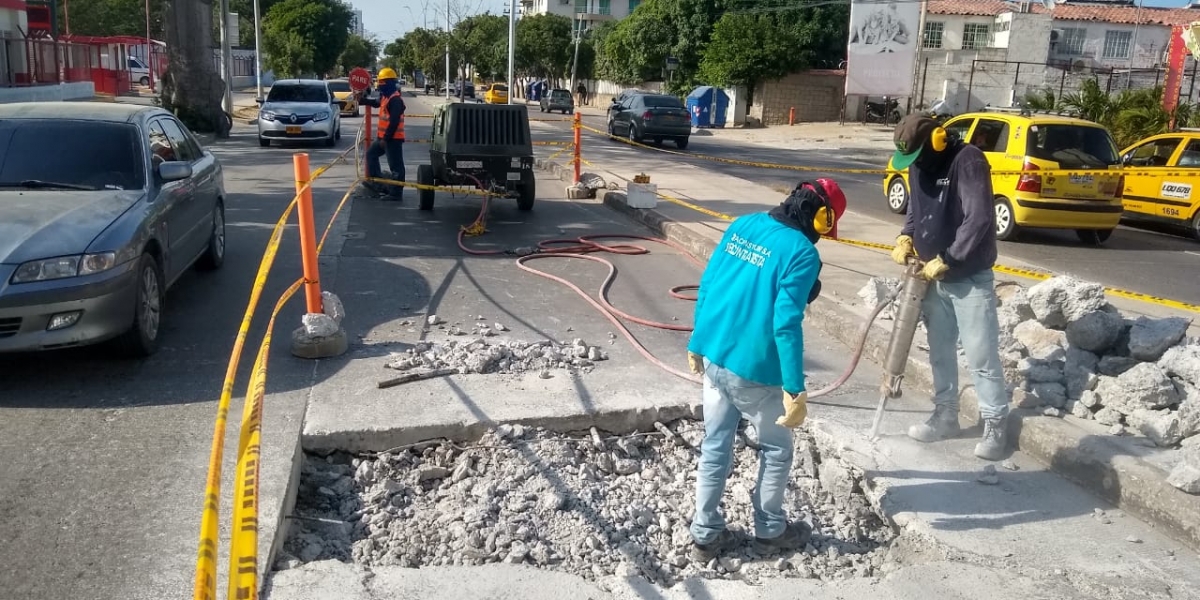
385;315;609;376
859;275;1200;495
281;421;901;585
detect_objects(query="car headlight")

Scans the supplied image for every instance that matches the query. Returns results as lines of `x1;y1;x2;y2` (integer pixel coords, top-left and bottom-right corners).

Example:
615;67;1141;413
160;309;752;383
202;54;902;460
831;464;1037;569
314;111;331;122
260;111;276;121
11;252;118;284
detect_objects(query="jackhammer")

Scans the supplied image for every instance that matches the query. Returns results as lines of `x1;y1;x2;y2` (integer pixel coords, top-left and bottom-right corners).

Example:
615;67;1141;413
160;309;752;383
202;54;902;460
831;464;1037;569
868;257;931;439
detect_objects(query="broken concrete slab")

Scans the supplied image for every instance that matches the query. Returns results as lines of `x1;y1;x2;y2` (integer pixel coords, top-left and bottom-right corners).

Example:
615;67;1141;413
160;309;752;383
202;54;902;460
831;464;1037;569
1027;276;1108;329
1093;363;1181;416
1160;344;1200;388
1129;316;1193;362
1064;310;1123;354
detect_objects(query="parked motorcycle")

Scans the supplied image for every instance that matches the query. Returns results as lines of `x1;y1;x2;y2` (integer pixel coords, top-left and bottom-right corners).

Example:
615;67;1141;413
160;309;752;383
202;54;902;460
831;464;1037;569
865;98;902;125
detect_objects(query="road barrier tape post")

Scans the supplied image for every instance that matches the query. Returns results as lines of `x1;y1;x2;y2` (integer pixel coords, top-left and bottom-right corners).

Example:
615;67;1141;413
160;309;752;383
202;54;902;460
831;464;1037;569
293;153;323;314
362;106;373;180
573;111;582;184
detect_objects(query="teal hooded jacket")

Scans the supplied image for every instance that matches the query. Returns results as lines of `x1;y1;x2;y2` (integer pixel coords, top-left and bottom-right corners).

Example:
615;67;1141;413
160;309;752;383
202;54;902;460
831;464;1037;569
687;212;821;394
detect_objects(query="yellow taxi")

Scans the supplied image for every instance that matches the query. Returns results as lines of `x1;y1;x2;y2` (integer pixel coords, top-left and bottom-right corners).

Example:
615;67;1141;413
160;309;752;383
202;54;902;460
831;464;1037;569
326;79;359;117
483;83;509;104
1118;131;1200;240
884;108;1125;245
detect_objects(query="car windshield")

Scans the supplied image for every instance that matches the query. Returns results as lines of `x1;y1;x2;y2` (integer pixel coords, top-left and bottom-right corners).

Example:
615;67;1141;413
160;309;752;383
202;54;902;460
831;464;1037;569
327;80;351;93
551;90;571;100
0;120;145;190
643;95;683;108
493;85;508;92
1026;124;1120;167
267;84;329;103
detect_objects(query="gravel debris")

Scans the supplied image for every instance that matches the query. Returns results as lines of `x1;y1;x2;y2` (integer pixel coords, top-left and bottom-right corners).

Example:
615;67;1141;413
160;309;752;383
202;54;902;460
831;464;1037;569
384;337;609;376
281;421;896;585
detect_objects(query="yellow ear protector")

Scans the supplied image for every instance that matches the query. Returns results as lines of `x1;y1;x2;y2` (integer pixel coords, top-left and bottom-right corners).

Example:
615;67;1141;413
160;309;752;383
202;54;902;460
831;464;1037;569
799;181;835;235
930;124;949;152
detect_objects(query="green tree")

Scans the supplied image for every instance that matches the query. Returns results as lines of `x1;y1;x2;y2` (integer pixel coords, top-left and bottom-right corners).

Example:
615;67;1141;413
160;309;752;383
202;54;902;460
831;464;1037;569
402;27;453;84
568;38;596;82
56;0;165;38
382;36;417;74
596;0;673;84
261;0;353;78
338;34;381;74
229;0;286;45
160;0;229;136
698;7;846;92
454;13;507;79
515;13;573;78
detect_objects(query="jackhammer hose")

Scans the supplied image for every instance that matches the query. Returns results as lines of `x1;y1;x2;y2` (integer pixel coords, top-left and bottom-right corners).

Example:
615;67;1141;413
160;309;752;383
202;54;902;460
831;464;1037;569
455;191;897;395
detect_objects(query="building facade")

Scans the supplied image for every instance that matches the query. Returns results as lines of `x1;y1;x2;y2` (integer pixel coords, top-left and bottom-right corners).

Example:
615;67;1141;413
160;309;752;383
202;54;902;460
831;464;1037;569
351;9;364;37
519;0;642;27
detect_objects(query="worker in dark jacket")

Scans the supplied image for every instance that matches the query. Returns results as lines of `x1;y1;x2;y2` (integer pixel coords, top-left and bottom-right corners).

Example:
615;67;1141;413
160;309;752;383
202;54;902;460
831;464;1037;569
889;114;1009;460
685;179;846;562
357;67;406;200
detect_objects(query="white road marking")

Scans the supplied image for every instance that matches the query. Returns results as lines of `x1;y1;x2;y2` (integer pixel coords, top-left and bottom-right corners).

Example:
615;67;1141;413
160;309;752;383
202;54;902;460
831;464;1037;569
1186;251;1200;257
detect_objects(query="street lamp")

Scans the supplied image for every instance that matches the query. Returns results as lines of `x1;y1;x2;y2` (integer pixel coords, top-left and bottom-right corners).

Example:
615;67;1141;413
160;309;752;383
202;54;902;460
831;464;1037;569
507;0;515;104
445;0;451;100
253;0;263;100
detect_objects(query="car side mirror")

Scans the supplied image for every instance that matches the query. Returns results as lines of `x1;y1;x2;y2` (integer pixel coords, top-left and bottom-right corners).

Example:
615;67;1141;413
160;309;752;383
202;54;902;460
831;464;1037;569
610;97;617;104
158;161;193;182
255;98;264;104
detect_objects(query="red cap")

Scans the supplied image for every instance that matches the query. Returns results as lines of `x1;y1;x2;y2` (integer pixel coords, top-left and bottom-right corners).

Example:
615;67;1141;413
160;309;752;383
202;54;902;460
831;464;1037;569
809;178;847;240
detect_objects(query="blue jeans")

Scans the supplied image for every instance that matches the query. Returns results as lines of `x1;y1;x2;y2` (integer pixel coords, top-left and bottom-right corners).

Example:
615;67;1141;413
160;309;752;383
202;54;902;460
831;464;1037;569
923;269;1010;420
691;360;794;544
366;138;405;197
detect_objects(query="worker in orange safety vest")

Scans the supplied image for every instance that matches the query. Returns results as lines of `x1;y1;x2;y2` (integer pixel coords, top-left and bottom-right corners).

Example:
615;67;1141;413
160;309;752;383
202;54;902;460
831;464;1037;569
356;67;406;199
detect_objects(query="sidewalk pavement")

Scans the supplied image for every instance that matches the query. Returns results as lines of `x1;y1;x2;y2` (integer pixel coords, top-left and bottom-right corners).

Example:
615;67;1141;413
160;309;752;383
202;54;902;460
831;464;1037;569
535;141;1200;556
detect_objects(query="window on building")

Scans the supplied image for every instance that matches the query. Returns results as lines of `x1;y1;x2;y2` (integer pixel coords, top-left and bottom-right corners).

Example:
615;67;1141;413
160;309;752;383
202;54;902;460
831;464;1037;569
629;0;641;11
923;21;944;49
1057;27;1087;56
575;0;585;13
598;0;610;14
1103;30;1133;59
962;23;991;50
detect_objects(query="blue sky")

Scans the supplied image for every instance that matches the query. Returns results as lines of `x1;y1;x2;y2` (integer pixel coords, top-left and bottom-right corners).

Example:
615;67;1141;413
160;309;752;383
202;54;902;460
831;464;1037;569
349;0;515;44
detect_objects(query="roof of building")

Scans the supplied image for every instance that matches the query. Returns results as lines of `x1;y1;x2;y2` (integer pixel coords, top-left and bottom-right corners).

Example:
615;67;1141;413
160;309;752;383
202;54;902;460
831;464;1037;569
927;0;1200;26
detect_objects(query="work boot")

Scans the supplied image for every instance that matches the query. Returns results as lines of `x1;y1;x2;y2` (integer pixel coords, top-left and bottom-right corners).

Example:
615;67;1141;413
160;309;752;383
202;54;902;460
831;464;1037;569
907;404;961;443
753;522;811;555
689;528;739;563
974;416;1009;461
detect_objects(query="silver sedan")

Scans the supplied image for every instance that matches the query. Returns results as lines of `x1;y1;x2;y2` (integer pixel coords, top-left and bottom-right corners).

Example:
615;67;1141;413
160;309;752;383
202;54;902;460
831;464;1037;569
0;102;226;357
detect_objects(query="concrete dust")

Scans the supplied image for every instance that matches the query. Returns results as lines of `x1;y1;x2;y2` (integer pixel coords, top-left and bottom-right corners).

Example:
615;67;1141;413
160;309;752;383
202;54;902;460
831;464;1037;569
279;421;900;587
384;335;610;377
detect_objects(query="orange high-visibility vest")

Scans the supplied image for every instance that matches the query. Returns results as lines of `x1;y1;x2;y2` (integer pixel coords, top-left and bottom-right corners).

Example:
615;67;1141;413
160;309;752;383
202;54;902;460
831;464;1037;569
376;92;406;140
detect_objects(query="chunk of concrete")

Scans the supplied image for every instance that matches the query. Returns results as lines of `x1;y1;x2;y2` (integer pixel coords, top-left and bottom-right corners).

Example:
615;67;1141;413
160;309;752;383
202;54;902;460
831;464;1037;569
1065;311;1124;354
1160;344;1200;389
995;283;1036;321
1028;382;1068;409
1167;448;1200;495
1019;357;1065;384
1027;276;1107;328
1013;320;1066;357
1128;316;1192;362
1079;389;1101;408
857;277;900;312
1094;363;1181;415
1179;385;1200;440
1094;406;1123;426
1098;355;1139;377
1127;409;1184;447
1064;346;1100;400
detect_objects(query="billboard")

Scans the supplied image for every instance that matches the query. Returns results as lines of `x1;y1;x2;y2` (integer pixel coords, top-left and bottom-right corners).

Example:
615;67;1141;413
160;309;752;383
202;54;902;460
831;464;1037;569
845;0;922;97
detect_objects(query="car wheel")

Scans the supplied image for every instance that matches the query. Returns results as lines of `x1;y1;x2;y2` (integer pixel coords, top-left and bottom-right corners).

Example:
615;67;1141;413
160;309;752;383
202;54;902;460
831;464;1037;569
114;252;164;358
607;120;616;138
259;137;270;148
628;124;641;144
886;177;909;214
140;76;150;87
1191;209;1200;241
518;173;536;211
335;127;342;142
1076;228;1113;246
325;133;336;147
417;164;435;211
196;202;226;271
995;197;1019;241
675;136;689;150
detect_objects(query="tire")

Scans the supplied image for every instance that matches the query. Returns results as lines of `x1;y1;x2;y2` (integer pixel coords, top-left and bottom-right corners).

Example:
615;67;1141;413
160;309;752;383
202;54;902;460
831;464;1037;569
196;202;226;271
140;76;150;87
628;124;641;144
994;197;1019;241
1191;209;1200;242
518;175;536;211
417;164;435;211
355;106;361;117
675;136;689;150
335;127;342;142
325;133;336;148
1076;228;1113;246
607;120;616;138
113;252;164;358
886;176;909;214
259;137;270;147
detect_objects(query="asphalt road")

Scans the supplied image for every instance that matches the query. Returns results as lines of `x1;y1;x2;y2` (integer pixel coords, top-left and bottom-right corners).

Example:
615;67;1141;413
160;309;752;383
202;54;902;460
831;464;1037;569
508;103;1200;305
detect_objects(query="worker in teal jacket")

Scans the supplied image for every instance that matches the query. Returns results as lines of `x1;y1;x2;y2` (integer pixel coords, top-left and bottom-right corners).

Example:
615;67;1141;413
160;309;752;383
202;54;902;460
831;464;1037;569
685;178;846;562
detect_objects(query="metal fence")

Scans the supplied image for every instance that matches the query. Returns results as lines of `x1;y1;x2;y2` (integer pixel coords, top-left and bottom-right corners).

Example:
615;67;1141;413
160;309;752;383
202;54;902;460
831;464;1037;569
212;52;257;78
0;36;95;87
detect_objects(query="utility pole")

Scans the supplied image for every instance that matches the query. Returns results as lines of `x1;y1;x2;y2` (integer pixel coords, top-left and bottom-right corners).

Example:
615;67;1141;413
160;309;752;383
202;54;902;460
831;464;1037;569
219;0;234;114
145;0;153;91
253;0;263;100
507;0;516;104
445;0;451;100
569;18;581;93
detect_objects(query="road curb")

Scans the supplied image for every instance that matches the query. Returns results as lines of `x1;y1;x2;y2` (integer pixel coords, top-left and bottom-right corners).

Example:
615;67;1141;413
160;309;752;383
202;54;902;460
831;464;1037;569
583;181;1200;554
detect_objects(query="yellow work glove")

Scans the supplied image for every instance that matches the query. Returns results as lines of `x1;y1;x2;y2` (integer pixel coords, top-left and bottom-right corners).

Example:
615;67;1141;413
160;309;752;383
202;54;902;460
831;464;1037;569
688;352;704;375
891;235;915;265
776;391;809;428
921;256;950;281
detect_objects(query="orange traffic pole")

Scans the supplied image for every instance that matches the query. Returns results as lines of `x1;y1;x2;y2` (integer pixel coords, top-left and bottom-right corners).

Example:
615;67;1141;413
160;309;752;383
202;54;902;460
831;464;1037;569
789;106;795;126
292;153;323;314
573;111;582;184
362;106;373;179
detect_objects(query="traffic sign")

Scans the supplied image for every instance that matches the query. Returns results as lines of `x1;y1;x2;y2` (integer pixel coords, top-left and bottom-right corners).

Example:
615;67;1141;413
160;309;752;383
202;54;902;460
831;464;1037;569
349;67;371;91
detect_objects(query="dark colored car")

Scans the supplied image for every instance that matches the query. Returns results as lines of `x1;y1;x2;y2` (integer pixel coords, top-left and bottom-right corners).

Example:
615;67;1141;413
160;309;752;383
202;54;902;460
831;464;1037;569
0;102;226;356
606;92;691;149
540;88;575;114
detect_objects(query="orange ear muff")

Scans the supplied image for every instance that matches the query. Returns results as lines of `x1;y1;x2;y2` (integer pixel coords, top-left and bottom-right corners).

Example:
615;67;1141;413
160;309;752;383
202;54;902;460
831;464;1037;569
931;126;948;152
813;206;835;235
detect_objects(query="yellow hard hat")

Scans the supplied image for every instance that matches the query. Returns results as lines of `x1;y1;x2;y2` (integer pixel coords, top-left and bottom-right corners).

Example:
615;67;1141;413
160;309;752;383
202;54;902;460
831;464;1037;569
376;67;398;82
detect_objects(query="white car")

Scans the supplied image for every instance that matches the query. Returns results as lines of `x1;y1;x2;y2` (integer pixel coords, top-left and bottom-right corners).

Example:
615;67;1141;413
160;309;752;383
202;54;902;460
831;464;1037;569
255;79;342;148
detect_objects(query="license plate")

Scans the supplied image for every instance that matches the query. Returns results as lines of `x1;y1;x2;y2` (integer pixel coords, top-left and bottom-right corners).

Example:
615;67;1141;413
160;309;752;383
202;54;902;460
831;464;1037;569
1068;174;1094;184
286;125;301;135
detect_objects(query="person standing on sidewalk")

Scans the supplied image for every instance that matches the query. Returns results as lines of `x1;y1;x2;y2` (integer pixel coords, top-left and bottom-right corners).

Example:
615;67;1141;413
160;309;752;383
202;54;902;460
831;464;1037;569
685;179;847;561
889;114;1010;461
357;67;406;200
576;82;588;106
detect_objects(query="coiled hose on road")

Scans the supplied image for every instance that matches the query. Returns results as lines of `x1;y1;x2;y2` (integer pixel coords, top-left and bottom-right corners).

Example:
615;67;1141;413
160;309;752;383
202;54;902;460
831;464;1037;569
454;189;899;398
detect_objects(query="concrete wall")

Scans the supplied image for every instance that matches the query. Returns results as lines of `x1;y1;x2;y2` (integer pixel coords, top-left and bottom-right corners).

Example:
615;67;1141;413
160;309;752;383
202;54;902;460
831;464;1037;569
0;81;95;103
750;70;845;126
921;14;997;51
1051;21;1172;71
